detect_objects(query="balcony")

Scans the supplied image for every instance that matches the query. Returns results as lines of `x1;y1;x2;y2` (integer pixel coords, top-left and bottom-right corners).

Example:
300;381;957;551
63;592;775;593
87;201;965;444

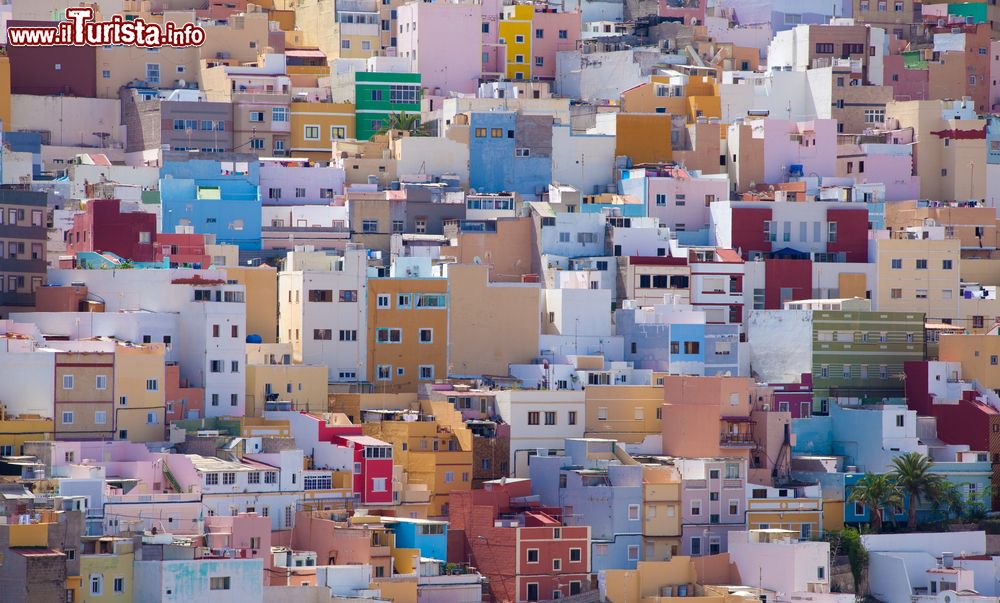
720;432;755;447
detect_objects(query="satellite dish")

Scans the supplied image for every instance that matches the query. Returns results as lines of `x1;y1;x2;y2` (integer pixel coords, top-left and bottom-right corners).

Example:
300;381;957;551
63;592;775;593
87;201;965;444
178;79;186;88
473;256;482;264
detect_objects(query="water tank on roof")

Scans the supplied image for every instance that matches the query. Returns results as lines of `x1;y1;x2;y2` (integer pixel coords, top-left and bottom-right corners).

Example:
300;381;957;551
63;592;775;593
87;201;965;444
246;334;263;344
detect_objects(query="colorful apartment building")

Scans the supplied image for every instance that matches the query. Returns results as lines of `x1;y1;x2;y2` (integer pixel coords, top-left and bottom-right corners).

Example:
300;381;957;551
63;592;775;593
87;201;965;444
289;101;355;161
497;4;581;81
449;478;592;602
355;71;422;141
366;263;448;393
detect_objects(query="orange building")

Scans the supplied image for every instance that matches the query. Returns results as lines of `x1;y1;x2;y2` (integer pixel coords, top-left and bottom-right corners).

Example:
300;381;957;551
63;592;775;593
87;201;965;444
366;271;449;392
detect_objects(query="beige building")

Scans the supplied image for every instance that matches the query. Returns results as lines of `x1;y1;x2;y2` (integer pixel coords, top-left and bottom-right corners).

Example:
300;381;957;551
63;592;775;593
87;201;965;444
885;200;1000;253
583;385;664;444
874;229;960;323
293;0;380;61
226;265;278;343
95;11;272;99
245;343;329;416
886;99;986;201
447;264;539;378
202;57;292;157
114;343;166;442
940;333;1000;391
642;463;682;560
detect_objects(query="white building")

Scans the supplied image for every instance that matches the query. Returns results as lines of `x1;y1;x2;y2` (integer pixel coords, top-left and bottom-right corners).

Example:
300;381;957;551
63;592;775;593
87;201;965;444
494;389;586;477
277;247;369;383
727;529;855;603
45;268;248;417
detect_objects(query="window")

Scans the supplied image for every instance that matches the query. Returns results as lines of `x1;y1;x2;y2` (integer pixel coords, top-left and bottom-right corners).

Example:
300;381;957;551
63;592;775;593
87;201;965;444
95;411;107;425
628;504;640;520
377;294;390;308
534;56;543;66
272;107;289;122
340;330;357;341
376;328;402;343
314;329;333;340
145;63;160;83
691;537;702;555
544;411;556;425
690;500;701;515
210;577;231;590
725;463;740;479
627;545;640;561
372;477;387;492
528;411;540;425
916;289;928;299
362;219;379;233
205;473;219;485
377;365;392;381
559;29;568;38
527;549;539;563
890;288;902;299
210;360;224;373
113;577;124;593
568;411;577;425
815;42;834;53
916;259;928;270
62;411;74;425
90;575;103;595
597;407;608;420
63;374;74;390
891;258;902;269
389;85;419;104
304;125;320;140
418;328;433;343
339;290;358;302
570;548;581;562
896;414;905;427
419;365;434;381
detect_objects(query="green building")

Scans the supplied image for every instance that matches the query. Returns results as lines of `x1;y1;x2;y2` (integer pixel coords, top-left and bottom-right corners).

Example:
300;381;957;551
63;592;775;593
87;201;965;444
354;71;422;141
811;309;926;413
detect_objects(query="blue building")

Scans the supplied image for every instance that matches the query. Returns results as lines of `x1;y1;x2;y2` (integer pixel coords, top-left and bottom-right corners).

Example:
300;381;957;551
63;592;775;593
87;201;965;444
469;111;552;198
530;439;644;572
160;155;261;250
385;518;448;561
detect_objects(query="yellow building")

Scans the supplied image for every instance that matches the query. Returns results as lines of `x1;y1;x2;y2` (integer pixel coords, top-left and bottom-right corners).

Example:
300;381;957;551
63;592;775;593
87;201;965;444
290;101;356;162
745;494;824;539
0;415;54;457
0;55;11;132
622;70;721;123
362;402;472;517
113;343;166;443
366;277;449;393
642;464;682;561
603;558;722;603
226;265;278;343
498;4;533;80
447;264;539;377
875;232;960;324
615;114;673;164
584;385;663;444
245;359;329;417
940;333;1000;390
79;537;134;603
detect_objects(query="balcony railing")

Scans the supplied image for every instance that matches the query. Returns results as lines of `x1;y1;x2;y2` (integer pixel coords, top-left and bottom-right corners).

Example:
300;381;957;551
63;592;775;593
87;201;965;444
720;433;755;447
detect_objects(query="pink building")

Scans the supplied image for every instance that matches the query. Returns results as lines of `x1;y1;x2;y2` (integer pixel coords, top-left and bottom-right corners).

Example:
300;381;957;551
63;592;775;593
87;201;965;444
628;165;730;236
531;9;582;81
884;55;929;102
396;1;483;95
481;0;504;79
990;40;1000;112
836;142;919;202
760;119;838;185
658;0;705;25
205;513;274;581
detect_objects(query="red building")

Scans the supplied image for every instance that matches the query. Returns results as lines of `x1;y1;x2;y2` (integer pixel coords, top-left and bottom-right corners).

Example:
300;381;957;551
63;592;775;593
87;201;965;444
154;233;212;267
66;199;157;262
766;373;813;419
7;21;97;97
292;412;394;505
763;258;813;309
449;479;591;602
904;361;1000;507
721;202;869;264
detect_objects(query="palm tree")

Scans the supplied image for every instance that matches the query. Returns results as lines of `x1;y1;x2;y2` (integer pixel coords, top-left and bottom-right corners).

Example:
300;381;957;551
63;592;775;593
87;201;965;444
890;452;945;530
848;472;903;533
375;111;430;138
